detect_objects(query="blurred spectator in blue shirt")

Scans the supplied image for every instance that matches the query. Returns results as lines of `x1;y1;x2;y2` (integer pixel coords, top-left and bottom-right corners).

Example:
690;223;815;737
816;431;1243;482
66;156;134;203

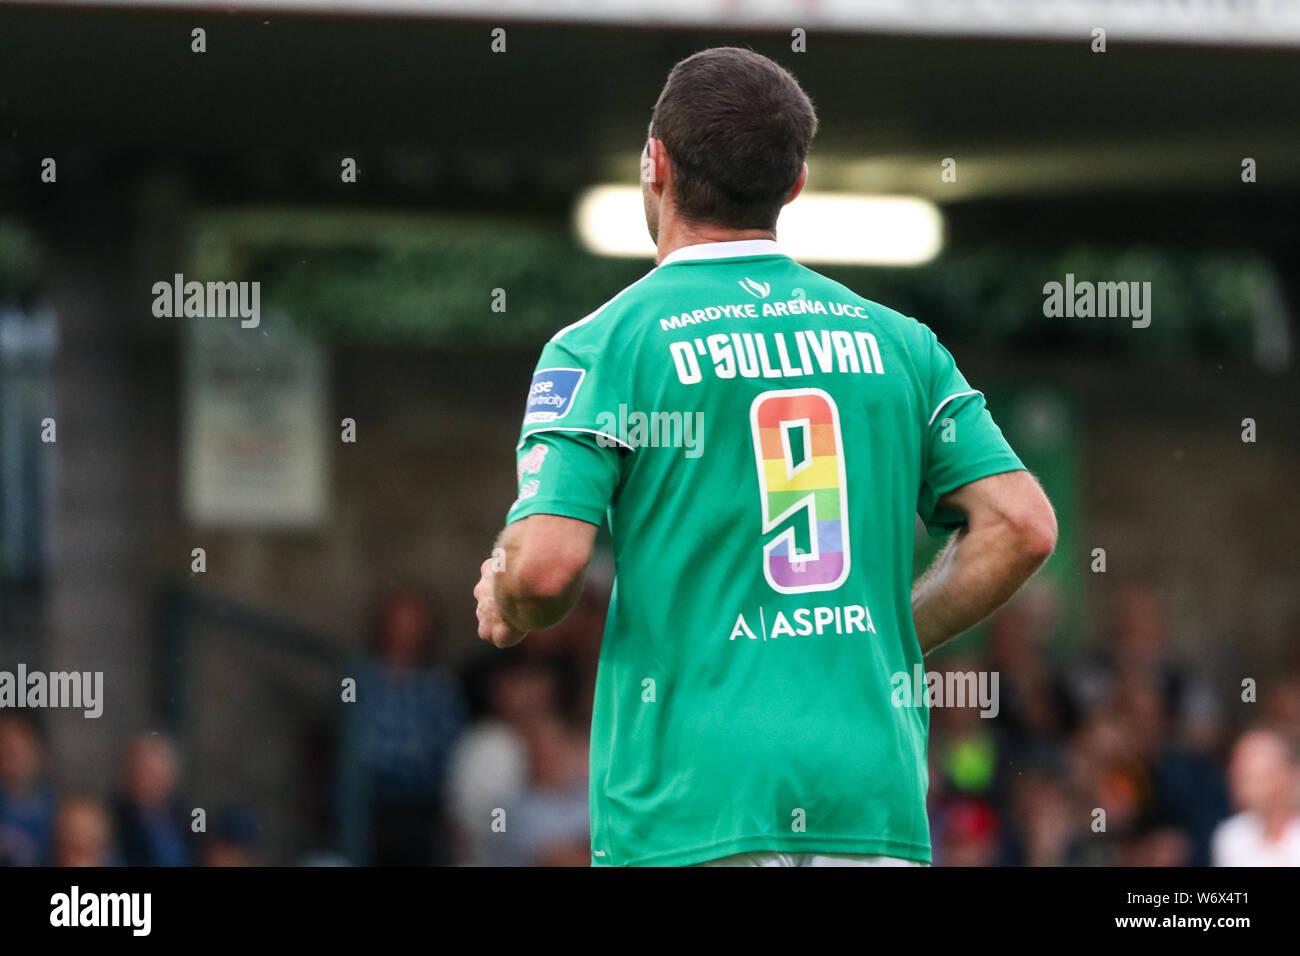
496;712;590;867
0;716;56;866
356;584;465;865
199;805;263;867
112;734;194;866
54;794;116;867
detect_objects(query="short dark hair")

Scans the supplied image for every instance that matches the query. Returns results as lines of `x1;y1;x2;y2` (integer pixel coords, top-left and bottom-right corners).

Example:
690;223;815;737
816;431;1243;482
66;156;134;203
649;47;818;231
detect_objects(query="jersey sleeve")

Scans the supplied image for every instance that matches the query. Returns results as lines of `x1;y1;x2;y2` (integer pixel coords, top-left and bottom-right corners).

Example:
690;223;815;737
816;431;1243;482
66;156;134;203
506;337;626;527
917;329;1025;535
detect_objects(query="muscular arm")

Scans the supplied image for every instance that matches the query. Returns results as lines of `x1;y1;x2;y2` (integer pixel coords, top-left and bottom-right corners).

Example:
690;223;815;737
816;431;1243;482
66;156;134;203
911;470;1057;654
474;514;597;648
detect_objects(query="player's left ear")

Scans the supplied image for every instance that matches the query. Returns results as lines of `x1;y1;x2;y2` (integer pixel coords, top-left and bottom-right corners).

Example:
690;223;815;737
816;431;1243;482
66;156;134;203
784;162;808;206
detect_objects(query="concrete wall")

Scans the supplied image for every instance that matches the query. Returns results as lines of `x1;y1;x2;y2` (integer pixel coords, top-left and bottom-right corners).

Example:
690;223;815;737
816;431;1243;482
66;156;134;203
131;341;1300;668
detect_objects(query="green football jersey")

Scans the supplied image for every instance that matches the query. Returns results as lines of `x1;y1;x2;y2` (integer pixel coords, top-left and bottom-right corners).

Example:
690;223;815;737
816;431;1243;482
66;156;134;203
507;239;1024;866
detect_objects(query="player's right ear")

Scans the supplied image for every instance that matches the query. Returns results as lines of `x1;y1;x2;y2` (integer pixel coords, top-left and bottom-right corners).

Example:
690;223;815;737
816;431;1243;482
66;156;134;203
642;138;667;193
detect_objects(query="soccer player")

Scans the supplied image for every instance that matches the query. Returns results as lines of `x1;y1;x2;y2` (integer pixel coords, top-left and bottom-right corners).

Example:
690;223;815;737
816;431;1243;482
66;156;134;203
473;47;1057;867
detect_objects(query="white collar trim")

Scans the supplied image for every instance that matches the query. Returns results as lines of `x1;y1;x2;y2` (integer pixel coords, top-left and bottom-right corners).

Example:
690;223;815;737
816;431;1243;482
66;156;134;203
658;239;786;267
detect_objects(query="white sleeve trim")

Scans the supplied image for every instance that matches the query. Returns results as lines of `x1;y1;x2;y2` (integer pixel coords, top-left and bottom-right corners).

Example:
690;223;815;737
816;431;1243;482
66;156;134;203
927;389;983;427
516;426;636;452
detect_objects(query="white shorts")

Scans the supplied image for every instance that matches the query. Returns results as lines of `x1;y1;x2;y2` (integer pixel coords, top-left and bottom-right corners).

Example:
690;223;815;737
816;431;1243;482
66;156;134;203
699;851;925;867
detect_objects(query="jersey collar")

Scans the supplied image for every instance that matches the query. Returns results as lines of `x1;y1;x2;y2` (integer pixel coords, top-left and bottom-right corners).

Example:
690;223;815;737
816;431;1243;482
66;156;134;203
657;239;787;267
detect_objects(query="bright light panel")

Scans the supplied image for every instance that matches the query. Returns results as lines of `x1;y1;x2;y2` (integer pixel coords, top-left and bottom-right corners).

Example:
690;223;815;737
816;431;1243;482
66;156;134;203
575;186;943;266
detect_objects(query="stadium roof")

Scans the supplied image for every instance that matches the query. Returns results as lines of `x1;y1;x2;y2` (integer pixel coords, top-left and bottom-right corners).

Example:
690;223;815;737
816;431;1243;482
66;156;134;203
28;0;1300;48
1;5;1297;286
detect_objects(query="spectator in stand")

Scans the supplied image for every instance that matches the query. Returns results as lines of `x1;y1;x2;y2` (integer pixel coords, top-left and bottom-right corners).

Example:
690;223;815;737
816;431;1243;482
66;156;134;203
113;734;195;866
1114;671;1228;865
1071;585;1217;741
933;796;1000;867
451;651;592;866
198;805;263;867
501;712;590;867
356;584;466;865
1263;672;1300;743
0;715;56;866
54;794;116;867
927;654;1000;800
449;658;556;865
1065;705;1146;865
1001;760;1086;867
986;585;1078;750
1212;726;1300;866
1119;825;1193;867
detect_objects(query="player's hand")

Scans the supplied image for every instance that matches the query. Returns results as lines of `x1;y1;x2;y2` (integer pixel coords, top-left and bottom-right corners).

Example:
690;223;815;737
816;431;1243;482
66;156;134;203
474;557;528;648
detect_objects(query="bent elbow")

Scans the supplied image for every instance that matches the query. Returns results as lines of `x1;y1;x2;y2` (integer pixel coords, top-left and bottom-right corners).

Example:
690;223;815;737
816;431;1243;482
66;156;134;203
1017;505;1058;566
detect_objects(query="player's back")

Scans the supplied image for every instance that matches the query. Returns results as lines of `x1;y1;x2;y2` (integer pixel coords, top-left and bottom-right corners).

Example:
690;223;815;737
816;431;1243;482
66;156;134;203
509;240;1023;866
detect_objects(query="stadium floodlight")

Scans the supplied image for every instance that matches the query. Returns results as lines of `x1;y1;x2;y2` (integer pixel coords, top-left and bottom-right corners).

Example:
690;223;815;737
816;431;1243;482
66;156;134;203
575;186;944;266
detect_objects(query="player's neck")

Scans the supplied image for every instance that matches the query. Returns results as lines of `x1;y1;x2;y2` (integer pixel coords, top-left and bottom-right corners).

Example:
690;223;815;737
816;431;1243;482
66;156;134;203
654;215;776;265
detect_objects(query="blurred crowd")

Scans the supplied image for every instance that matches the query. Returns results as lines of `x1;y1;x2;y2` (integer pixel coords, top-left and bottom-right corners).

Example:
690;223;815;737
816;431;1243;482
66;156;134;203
3;578;1298;866
0;724;261;866
928;584;1300;866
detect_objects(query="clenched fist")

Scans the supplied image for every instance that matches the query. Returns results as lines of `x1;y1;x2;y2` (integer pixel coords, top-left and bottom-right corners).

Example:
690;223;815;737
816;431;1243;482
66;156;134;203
474;557;528;648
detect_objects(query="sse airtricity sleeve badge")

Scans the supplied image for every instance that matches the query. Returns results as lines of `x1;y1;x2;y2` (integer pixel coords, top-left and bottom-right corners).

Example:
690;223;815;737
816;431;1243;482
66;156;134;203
523;368;585;424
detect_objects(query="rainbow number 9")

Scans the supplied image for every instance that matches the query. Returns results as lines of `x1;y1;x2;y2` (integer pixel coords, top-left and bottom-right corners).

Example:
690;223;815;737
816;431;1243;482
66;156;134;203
750;388;851;594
